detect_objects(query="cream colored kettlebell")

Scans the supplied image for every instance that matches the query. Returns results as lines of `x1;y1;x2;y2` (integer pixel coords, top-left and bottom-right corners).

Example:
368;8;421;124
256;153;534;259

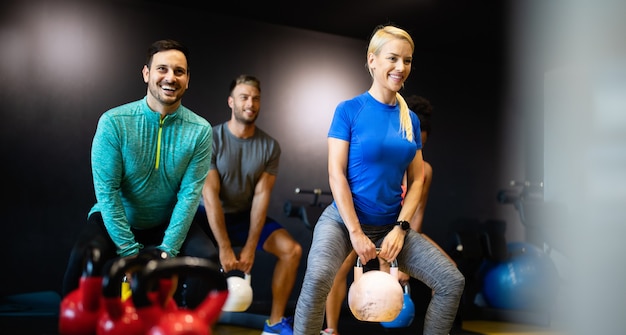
347;249;404;322
222;272;253;312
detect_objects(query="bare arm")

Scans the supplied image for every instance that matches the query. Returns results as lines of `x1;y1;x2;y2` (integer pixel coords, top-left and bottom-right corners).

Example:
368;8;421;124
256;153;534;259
379;149;425;263
328;137;378;264
401;149;425;226
411;161;432;232
237;171;276;274
202;169;239;272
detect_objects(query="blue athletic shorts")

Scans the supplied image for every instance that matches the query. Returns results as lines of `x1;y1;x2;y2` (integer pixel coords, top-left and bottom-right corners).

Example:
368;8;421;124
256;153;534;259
197;206;283;250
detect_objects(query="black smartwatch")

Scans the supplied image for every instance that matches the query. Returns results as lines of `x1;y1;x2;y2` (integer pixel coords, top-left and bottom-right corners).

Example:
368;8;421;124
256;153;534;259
396;220;410;231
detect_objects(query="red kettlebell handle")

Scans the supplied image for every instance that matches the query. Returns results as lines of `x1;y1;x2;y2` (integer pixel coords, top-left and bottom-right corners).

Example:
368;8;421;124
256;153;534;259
81;246;105;309
58;245;105;335
133;257;228;335
102;247;169;299
82;246;104;277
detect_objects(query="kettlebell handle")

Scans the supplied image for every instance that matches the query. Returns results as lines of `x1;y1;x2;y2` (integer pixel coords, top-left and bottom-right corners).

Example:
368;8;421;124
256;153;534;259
221;269;252;283
101;247;168;299
81;244;104;277
132;257;227;308
354;248;398;282
241;273;252;284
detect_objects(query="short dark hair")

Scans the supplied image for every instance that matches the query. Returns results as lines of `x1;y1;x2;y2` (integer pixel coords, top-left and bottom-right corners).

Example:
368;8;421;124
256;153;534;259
145;39;191;71
229;74;261;95
406;95;433;135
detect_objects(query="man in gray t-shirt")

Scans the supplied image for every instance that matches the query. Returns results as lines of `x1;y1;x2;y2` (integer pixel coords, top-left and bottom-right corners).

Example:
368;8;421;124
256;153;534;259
198;75;302;335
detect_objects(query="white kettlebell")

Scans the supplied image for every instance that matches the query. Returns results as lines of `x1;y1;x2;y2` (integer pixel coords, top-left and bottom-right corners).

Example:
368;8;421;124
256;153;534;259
347;249;404;322
221;272;253;312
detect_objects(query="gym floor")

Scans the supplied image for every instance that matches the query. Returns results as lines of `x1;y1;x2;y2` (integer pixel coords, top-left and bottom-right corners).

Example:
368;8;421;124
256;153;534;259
0;287;568;335
212;305;568;335
213;320;566;335
0;310;567;335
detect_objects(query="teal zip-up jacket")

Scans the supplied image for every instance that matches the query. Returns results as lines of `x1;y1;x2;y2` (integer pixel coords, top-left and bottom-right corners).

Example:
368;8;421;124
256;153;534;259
89;96;212;257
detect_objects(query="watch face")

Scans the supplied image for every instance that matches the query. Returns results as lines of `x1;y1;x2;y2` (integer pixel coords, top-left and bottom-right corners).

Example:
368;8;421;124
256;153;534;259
399;220;410;230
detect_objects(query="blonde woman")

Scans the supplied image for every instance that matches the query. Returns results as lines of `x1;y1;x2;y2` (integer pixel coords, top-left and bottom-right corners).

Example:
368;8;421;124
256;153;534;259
293;25;464;335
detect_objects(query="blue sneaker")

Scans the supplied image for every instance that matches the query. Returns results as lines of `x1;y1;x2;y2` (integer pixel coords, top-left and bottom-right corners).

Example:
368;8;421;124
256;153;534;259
261;317;293;335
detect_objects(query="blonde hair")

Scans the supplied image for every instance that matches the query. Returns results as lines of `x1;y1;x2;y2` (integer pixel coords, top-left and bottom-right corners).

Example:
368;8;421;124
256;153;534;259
367;25;415;142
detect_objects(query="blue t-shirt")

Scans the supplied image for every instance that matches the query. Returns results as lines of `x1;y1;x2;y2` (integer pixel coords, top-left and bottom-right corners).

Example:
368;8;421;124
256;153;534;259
328;92;421;225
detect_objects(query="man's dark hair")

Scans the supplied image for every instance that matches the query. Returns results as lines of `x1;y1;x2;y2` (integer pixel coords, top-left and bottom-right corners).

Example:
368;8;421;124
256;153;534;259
145;39;191;70
406;95;433;136
229;74;261;95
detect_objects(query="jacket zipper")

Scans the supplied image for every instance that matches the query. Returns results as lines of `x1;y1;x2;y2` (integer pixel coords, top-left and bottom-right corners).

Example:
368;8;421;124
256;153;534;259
155;117;164;169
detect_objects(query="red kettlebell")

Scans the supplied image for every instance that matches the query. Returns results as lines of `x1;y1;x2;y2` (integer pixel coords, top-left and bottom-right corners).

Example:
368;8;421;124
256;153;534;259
59;246;105;335
97;248;171;335
134;257;228;335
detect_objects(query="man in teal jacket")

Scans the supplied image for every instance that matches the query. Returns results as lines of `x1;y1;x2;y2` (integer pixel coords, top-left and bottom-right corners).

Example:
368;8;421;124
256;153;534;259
61;39;215;308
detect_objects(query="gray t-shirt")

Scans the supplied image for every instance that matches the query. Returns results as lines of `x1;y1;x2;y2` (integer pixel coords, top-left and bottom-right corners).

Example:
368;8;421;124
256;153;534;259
211;122;280;213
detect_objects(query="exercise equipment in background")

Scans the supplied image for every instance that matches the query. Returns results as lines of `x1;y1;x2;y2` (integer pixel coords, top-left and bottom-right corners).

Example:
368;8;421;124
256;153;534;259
491;180;566;313
221;272;253;312
497;180;568;256
480;242;560;311
444;179;567;327
283;187;331;230
348;250;403;322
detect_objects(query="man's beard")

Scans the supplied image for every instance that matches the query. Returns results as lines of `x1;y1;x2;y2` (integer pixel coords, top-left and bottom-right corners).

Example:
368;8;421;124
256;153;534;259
234;109;258;125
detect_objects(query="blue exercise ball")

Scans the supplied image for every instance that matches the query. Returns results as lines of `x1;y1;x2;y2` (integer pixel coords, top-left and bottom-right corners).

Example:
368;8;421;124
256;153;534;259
481;242;560;311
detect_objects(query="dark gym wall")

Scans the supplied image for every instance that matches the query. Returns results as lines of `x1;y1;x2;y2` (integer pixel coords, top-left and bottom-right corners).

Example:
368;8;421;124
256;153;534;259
0;0;519;295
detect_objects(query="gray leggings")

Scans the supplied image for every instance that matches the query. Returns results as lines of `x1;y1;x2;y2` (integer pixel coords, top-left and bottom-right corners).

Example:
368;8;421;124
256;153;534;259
293;205;465;335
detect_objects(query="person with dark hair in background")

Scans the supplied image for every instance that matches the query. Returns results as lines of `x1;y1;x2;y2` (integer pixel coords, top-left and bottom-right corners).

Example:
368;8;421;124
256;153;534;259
61;39;216;308
401;94;452;266
197;74;302;335
294;25;464;335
